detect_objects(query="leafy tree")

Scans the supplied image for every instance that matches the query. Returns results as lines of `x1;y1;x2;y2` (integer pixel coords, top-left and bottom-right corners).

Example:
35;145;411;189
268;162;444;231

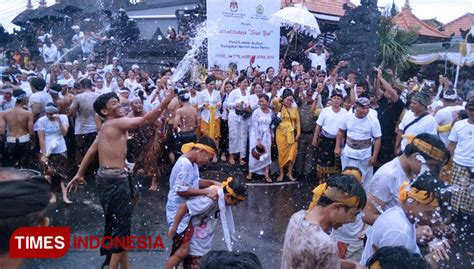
378;15;418;75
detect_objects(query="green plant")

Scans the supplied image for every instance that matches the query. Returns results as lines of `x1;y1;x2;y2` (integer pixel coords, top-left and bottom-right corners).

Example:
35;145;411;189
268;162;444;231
378;16;418;74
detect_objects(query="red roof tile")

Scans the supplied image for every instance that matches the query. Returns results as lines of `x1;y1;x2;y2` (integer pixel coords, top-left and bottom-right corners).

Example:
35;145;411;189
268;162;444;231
280;0;355;17
393;6;448;38
443;13;474;36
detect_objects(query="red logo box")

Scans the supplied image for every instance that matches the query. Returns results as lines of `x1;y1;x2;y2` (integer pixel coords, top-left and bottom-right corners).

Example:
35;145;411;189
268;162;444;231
9;227;70;258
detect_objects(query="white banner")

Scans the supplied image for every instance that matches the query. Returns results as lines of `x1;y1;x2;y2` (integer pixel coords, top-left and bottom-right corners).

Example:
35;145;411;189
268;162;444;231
207;0;280;72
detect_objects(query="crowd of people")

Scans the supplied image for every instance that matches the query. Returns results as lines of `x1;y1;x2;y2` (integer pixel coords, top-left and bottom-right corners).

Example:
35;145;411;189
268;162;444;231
0;29;473;269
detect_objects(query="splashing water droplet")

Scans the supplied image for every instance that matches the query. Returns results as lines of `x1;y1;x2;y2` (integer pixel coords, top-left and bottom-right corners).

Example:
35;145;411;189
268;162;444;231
259;230;264;236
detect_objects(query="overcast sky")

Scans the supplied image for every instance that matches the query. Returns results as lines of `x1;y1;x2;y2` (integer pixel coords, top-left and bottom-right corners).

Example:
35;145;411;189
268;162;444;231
355;0;473;23
1;0;473;33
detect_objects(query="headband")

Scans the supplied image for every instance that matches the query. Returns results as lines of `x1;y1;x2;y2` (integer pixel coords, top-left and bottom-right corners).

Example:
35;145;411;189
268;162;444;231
221;177;247;201
342;169;362;183
14;93;27;101
399;181;439;206
309;183;360;209
0;177;51;218
45;105;58;114
403;135;446;163
181;142;216;155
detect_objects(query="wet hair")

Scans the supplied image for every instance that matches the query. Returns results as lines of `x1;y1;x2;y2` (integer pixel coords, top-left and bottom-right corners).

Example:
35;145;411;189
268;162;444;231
73;82;80;89
237;76;248;85
366;246;429;269
93;92;119;118
80;78;93;89
205;76;216;85
0;168;48;254
200;250;262;269
196;136;218;155
411;171;448;206
281;88;294;100
403;133;450;165
30;77;46;91
258;94;270;102
49;83;61;94
317;174;367;210
223;178;248;199
12;89;26;104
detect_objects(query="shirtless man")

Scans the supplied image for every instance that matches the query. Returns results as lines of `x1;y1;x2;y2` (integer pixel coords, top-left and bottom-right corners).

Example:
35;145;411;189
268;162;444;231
67;89;174;269
167;92;181;163
0;90;34;168
173;90;198;158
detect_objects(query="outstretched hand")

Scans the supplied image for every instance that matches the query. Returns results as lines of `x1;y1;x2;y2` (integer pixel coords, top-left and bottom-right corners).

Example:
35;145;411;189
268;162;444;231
66;175;87;193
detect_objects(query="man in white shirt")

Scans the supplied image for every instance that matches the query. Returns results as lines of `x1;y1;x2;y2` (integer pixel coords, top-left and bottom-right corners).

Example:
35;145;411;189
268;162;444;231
28;77;53;122
68;79;99;165
363;133;449;225
336;97;382;187
448;98;474;215
41;37;58;64
304;44;329;72
0;86;16;111
360;172;449;267
435;89;464;146
313;92;347;180
396;91;437;154
447;98;474;260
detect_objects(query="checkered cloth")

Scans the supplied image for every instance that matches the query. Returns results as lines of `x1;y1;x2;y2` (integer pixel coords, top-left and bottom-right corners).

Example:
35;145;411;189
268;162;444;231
450;162;474;215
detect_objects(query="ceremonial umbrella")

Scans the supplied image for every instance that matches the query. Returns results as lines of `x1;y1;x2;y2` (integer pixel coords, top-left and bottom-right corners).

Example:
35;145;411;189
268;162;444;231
270;3;321;60
270;3;321;38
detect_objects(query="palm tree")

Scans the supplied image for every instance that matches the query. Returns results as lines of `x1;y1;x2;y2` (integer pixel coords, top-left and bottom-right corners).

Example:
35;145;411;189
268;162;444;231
378;15;418;75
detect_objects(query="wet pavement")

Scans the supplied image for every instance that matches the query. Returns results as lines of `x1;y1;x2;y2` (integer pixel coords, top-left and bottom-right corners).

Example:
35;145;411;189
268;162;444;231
23;162;317;269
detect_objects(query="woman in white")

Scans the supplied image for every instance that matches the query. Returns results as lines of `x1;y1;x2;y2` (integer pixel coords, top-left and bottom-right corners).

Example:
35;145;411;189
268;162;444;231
247;94;273;182
124;69;140;93
35;103;71;204
198;77;222;159
226;76;251;165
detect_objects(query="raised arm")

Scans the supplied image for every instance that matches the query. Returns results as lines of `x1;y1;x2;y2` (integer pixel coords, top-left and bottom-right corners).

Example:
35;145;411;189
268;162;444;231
112;89;174;130
377;69;398;102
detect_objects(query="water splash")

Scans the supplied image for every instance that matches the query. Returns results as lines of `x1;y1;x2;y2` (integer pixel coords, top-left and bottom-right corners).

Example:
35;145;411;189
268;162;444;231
171;21;217;83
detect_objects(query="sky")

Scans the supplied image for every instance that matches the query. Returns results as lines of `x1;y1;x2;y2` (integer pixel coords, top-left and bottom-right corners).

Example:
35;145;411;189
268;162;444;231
354;0;474;23
1;0;473;33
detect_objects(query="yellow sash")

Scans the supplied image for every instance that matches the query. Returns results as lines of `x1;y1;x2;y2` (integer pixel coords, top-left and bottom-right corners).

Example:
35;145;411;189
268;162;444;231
208;105;217;139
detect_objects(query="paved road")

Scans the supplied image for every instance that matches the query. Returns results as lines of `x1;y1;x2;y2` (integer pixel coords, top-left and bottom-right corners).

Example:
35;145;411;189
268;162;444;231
23;163;317;269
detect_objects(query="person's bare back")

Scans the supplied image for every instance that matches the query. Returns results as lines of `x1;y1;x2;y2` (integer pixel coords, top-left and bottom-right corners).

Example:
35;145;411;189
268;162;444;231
167;97;180;125
174;103;198;133
0;106;33;138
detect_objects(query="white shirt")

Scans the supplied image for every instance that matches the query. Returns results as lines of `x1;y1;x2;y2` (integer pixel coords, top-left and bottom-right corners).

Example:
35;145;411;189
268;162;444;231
0;97;16;111
34;115;69;154
28;91;53;118
448;119;474;167
42;44;58;63
226;88;250;119
197;90;222;122
398;110;438;150
435;105;464;146
360;206;420;265
340;113;382;160
186;195;218;256
72;31;84;44
368;157;408;209
316;107;347;136
166;156;201;234
307;52;327;71
20;81;33;97
124;78;140;93
70;91;99;134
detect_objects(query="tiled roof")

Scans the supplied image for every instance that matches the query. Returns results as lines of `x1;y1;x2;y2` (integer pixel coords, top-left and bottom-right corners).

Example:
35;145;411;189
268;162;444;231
393;6;448;38
280;0;355;17
422;18;444;30
443;13;474;36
